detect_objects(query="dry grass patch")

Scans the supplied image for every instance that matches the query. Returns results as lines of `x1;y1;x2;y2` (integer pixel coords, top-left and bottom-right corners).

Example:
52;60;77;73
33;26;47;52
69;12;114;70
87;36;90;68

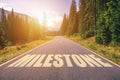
0;36;54;64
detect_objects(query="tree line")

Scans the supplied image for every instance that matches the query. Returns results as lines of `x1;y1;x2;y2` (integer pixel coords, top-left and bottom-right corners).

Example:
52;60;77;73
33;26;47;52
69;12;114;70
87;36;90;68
0;8;45;49
60;0;120;46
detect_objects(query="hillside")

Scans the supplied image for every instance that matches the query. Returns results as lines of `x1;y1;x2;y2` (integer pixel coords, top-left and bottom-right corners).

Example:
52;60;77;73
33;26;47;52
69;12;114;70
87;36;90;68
0;8;30;20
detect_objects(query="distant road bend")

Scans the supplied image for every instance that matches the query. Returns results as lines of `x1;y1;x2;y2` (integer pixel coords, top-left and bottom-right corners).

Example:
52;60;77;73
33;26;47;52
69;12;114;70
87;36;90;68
0;36;120;80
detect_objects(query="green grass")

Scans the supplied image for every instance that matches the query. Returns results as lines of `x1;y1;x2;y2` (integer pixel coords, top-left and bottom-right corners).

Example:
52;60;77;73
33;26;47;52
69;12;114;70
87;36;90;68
67;36;120;65
0;36;54;64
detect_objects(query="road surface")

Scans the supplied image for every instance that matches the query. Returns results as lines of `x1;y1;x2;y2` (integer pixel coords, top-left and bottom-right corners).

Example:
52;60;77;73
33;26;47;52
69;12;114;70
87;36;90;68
0;36;120;80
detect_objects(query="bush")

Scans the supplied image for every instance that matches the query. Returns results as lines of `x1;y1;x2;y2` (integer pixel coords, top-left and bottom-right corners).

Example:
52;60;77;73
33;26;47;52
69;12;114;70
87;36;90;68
82;31;94;39
4;40;12;47
95;36;103;44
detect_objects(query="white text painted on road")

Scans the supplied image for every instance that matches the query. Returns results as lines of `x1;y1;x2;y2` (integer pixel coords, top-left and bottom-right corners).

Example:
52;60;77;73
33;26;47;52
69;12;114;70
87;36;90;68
8;54;113;68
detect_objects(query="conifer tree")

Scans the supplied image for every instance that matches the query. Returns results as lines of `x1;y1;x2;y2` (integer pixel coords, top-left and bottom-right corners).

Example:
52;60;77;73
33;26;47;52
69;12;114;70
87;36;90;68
107;0;120;45
7;9;15;41
72;12;79;34
95;13;112;45
0;8;7;48
78;0;94;38
67;0;77;35
96;0;120;45
60;14;68;35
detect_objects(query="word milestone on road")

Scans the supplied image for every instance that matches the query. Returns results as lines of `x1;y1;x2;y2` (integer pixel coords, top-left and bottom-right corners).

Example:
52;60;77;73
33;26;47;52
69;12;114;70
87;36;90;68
8;54;113;68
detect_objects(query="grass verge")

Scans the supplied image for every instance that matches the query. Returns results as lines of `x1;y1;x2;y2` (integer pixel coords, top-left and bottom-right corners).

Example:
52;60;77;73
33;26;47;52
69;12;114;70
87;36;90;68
0;36;54;65
67;36;120;65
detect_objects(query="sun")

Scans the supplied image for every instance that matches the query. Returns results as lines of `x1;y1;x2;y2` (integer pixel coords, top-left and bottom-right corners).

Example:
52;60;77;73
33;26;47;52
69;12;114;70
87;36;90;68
34;12;53;28
36;15;52;27
31;10;62;31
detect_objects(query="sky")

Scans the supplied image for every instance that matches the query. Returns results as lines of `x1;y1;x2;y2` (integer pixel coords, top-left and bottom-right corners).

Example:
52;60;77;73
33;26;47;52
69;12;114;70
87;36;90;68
0;0;79;31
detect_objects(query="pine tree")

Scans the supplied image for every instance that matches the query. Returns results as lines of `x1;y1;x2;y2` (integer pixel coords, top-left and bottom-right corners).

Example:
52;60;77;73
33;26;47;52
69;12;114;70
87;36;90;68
78;0;94;38
107;0;120;45
7;9;15;41
95;13;111;45
95;0;111;45
60;14;68;35
67;0;77;35
72;12;79;34
96;0;120;45
0;8;7;48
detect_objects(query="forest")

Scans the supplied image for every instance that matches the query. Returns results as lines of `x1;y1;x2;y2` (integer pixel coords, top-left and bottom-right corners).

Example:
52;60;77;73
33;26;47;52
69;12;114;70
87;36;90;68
60;0;120;46
0;8;46;49
0;0;120;49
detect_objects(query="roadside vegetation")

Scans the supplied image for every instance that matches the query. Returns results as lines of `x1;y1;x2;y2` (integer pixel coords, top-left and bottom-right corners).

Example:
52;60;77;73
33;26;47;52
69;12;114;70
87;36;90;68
0;36;54;64
67;36;120;65
60;0;120;65
60;0;120;46
0;7;51;64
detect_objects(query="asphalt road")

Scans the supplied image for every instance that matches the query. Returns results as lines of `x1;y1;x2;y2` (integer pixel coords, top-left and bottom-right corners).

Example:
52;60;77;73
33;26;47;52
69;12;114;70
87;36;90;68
0;36;120;80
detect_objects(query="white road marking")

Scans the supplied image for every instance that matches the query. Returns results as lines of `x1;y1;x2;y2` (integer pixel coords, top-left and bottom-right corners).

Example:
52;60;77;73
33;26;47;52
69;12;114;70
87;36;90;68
89;55;113;67
53;54;64;67
8;54;113;68
8;55;30;67
72;54;87;67
14;55;31;67
33;55;46;67
26;55;40;67
43;55;54;67
80;55;102;67
63;55;73;67
19;55;36;67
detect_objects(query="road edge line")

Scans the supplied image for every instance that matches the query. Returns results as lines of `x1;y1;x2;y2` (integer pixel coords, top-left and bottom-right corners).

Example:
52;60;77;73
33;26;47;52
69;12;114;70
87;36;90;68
83;46;120;67
0;39;53;67
73;40;120;68
61;36;120;68
63;36;120;68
